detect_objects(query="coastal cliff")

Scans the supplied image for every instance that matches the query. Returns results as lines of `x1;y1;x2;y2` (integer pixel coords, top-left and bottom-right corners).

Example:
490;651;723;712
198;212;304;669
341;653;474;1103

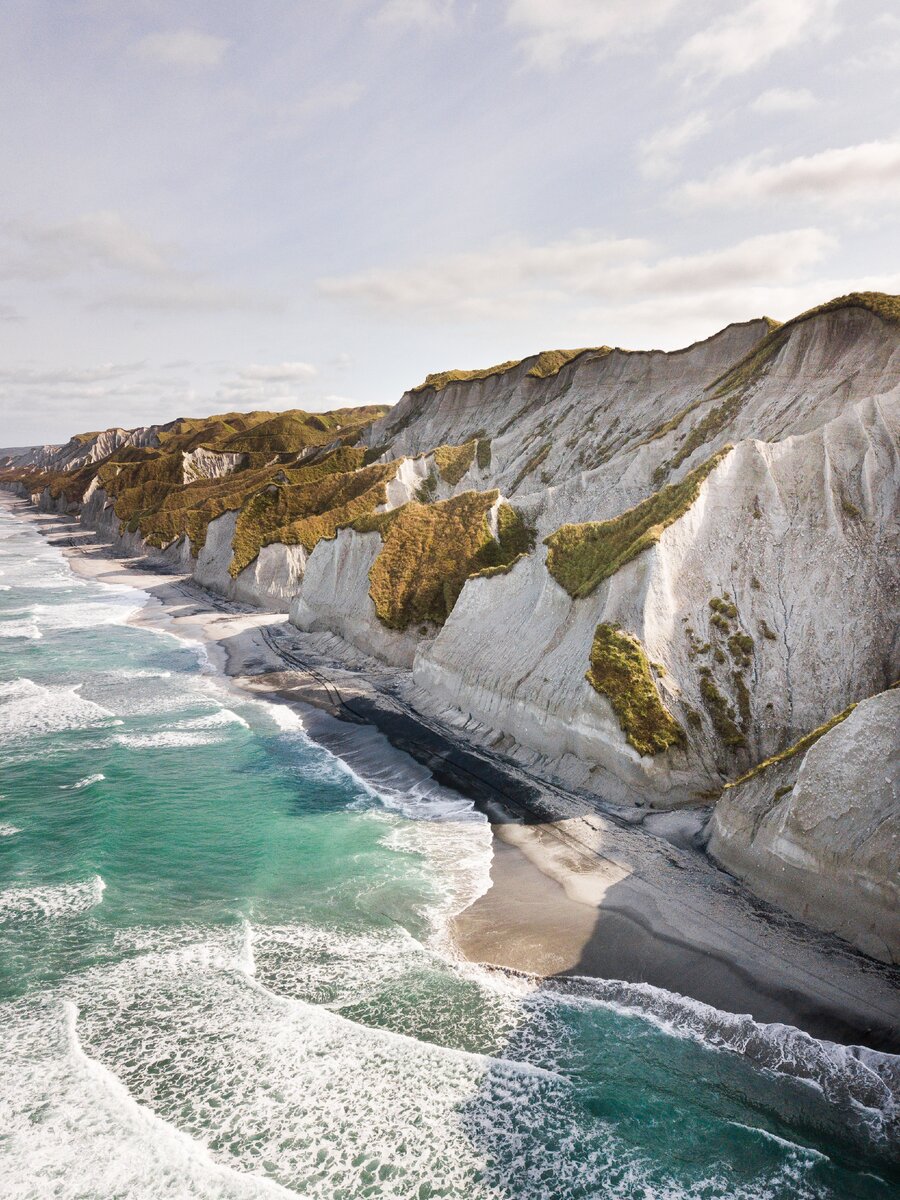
3;291;898;963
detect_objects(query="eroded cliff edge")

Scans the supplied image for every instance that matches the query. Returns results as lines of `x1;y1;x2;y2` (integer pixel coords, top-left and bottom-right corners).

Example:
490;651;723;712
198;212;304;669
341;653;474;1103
3;292;898;963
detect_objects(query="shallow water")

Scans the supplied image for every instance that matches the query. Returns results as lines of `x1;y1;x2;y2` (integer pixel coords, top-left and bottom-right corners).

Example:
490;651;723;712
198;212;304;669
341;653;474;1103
1;503;898;1199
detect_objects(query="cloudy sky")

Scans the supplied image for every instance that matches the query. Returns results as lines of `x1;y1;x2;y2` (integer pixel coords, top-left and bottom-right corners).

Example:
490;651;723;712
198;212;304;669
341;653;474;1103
2;0;899;444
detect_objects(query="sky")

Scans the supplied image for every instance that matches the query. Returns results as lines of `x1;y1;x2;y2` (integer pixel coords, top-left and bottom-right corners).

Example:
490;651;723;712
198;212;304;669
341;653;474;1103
1;0;899;445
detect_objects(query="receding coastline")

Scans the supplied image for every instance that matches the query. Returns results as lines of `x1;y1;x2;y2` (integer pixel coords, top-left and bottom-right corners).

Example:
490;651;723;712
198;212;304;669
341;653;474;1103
5;492;899;1057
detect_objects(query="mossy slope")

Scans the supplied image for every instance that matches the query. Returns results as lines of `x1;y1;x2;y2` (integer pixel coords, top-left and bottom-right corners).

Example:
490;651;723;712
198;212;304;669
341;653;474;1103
545;448;731;598
353;490;533;629
586;624;684;756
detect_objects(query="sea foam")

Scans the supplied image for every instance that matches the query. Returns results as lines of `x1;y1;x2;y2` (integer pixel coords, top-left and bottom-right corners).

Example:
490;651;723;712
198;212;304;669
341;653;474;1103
0;875;105;924
0;679;120;745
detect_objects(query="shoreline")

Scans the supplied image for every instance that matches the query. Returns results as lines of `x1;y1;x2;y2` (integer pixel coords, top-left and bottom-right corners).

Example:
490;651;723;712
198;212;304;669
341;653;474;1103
6;494;900;1054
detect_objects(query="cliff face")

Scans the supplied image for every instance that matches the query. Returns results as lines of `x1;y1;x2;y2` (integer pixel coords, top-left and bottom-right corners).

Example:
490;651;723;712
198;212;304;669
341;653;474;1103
708;688;900;963
3;292;898;960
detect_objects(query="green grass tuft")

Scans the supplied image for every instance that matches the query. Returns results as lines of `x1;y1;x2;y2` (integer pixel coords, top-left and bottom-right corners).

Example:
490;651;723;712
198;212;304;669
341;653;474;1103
585;624;684;756
432;440;477;486
698;668;746;748
526;347;611;378
411;361;522;394
229;460;397;576
510;444;551;493
355;490;533;629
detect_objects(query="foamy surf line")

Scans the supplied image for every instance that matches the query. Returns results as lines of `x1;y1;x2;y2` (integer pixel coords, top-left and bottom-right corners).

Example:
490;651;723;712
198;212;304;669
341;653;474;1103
534;973;900;1146
53;1001;298;1200
0;875;106;924
0;678;122;744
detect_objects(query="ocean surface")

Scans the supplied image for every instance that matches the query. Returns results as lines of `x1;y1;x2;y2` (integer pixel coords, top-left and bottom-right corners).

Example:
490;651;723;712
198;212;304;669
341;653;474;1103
1;501;898;1200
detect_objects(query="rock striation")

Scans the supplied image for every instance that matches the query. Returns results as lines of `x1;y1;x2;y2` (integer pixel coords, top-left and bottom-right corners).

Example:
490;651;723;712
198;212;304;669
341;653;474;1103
708;687;899;962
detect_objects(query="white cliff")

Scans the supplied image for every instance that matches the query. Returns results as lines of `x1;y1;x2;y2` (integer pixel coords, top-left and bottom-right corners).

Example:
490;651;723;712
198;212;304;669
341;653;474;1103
708;688;900;965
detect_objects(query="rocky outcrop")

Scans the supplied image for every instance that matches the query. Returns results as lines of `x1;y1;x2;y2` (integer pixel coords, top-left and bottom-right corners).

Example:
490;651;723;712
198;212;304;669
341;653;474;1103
181;447;246;484
708;688;900;964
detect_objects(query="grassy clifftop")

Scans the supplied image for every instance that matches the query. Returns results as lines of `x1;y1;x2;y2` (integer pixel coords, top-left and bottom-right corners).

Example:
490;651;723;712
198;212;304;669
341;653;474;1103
1;406;389;563
410;345;611;394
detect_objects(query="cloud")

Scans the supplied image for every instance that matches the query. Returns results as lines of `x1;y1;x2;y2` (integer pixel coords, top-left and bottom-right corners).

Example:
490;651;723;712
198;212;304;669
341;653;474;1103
133;29;229;71
319;233;651;317
0;362;145;389
675;0;838;82
375;0;454;29
213;361;320;407
750;86;817;113
318;228;833;320
679;139;900;209
0;211;282;314
637;111;712;179
0;212;171;281
267;82;365;138
576;268;900;347
506;0;685;67
235;362;317;383
93;280;283;314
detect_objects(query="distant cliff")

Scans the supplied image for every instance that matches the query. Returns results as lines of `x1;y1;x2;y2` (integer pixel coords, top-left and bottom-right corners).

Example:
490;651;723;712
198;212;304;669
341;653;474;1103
4;291;898;962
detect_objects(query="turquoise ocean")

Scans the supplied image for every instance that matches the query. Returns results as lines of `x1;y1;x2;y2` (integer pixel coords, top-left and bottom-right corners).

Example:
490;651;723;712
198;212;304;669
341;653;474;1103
1;501;897;1199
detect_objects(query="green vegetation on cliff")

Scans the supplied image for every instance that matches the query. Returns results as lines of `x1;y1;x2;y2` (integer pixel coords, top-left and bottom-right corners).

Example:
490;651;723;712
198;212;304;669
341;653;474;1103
697;667;746;748
432;440;477;486
585;624;684;756
229;460;397;576
526;347;611;378
649;294;899;485
411;361;522;394
725;702;858;788
545;448;731;599
0;407;389;567
353;490;533;629
410;344;612;394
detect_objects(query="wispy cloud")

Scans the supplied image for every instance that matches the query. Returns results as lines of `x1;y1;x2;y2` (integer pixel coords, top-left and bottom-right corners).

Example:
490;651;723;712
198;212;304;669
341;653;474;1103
637;112;712;180
0;362;145;388
0;211;282;314
215;361;320;406
750;86;817;114
267;82;365;139
235;362;317;383
94;281;283;314
0;212;171;281
318;228;833;320
679;139;900;209
133;29;229;71
675;0;839;82
506;0;685;67
375;0;455;30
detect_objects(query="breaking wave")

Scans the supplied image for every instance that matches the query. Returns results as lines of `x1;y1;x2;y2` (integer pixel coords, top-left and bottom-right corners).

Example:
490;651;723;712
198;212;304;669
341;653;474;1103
0;678;120;745
537;974;900;1146
0;875;106;924
60;773;106;790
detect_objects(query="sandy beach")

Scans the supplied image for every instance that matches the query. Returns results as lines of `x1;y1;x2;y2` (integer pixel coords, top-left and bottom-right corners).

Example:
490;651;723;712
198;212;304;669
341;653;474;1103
7;495;900;1054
